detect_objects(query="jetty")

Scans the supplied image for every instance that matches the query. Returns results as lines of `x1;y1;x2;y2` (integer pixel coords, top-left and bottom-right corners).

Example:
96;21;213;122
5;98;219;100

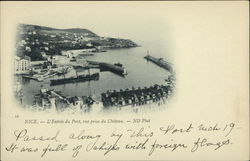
87;61;127;76
144;55;173;73
100;63;127;76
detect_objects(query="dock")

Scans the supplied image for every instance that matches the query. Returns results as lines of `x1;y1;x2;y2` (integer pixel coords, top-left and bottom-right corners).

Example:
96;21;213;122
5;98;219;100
144;55;174;73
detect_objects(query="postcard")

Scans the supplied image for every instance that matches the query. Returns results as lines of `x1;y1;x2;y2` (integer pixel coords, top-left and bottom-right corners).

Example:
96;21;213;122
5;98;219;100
1;1;249;161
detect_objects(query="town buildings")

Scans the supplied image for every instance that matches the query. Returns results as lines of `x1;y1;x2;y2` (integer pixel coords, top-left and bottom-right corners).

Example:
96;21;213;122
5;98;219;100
14;55;31;74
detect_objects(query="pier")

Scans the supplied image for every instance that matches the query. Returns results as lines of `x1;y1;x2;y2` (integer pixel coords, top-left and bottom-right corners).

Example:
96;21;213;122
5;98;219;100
87;61;127;76
144;55;173;73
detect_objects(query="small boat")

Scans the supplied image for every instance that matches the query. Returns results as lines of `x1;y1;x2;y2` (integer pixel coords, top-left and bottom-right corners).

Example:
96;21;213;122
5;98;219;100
50;73;99;86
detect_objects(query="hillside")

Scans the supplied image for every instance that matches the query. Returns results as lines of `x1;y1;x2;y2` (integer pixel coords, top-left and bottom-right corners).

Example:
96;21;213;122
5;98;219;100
16;24;138;61
19;24;98;37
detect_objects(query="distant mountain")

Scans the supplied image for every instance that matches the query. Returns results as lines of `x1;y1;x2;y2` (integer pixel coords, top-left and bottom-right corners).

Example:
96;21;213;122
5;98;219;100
18;24;98;37
16;24;138;61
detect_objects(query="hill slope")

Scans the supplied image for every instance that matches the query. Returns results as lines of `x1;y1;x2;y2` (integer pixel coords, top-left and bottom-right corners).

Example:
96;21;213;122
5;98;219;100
16;24;138;61
19;24;98;37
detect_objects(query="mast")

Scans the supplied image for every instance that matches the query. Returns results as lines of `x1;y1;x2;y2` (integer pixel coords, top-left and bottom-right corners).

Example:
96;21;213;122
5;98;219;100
88;68;90;75
75;69;78;78
62;67;67;79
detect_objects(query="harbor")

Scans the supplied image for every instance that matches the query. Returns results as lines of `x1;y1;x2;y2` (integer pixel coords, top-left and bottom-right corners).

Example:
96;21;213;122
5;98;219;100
14;40;174;113
21;58;128;83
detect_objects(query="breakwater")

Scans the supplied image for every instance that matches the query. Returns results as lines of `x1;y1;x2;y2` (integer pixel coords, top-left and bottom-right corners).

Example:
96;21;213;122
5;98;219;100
144;55;174;73
87;61;127;76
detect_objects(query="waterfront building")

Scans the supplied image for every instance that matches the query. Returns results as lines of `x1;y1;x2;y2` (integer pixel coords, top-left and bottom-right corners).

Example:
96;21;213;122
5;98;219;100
14;56;31;74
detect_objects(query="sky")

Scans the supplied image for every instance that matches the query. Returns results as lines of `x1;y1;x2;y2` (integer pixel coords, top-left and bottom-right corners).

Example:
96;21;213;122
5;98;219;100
3;2;173;44
2;1;247;56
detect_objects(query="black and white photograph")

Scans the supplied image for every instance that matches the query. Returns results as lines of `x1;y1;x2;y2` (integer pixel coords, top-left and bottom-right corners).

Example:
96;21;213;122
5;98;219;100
13;17;175;114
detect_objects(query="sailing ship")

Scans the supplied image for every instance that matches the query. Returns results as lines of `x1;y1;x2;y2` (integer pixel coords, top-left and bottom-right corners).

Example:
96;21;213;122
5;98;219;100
50;66;99;86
